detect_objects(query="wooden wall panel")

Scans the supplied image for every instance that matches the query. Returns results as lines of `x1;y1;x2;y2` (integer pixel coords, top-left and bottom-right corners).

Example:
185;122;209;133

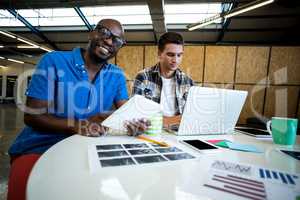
264;86;300;118
108;57;116;65
236;47;269;84
117;46;144;80
204;46;236;83
235;84;265;124
144;46;157;67
269;47;300;85
126;80;134;97
194;82;203;87
202;83;233;89
181;46;204;82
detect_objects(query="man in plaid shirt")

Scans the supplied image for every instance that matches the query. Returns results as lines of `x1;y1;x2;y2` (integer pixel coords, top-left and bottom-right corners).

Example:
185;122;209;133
132;32;194;128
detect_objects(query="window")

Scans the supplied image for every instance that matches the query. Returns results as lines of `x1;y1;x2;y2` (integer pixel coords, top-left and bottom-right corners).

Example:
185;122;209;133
0;9;25;27
17;8;85;26
6;76;17;98
0;76;2;97
0;4;225;28
81;5;152;25
164;3;223;24
27;76;32;87
0;8;84;27
0;6;152;28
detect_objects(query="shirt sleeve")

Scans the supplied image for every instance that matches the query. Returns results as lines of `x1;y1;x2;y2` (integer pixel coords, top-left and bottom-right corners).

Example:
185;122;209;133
114;72;129;103
26;53;56;101
131;73;145;96
190;77;195;86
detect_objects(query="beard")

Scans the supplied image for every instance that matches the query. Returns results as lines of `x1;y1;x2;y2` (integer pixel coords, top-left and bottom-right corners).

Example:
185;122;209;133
87;39;115;64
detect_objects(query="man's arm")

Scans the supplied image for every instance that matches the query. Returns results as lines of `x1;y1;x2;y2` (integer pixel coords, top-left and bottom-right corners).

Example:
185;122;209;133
131;73;145;96
163;115;181;128
115;100;127;108
24;97;108;136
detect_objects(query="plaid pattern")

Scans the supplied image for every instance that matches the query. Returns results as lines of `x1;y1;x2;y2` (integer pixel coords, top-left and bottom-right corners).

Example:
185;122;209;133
132;64;194;114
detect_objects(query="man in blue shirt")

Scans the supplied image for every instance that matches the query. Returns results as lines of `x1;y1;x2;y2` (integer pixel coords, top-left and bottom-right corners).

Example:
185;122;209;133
7;19;149;200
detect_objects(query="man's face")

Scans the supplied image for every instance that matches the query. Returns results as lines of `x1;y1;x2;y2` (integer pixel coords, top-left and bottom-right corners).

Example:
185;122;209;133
88;21;125;61
158;43;183;72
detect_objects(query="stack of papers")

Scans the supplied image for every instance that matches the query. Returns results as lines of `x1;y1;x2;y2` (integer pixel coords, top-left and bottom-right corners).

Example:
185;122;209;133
102;95;161;132
203;160;300;200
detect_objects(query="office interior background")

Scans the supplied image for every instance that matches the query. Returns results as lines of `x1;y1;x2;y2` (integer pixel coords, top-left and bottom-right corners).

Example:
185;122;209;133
0;0;300;199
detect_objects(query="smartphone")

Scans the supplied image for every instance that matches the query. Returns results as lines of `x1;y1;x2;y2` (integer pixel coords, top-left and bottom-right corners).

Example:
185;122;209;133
180;139;220;153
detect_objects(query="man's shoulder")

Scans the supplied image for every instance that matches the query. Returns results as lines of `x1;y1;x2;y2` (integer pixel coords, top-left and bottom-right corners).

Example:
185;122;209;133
176;68;194;83
136;65;157;76
105;63;127;78
41;50;73;60
177;69;189;78
106;63;124;72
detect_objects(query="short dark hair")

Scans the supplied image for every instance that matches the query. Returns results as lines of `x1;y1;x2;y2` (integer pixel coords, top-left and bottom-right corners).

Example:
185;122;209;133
158;32;184;51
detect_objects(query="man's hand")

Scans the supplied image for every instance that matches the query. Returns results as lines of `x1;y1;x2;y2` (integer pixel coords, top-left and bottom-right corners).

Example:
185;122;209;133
75;114;110;137
124;118;151;136
163;115;181;129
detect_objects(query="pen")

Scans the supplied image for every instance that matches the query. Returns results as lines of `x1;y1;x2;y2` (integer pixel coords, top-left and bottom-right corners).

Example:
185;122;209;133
137;135;169;147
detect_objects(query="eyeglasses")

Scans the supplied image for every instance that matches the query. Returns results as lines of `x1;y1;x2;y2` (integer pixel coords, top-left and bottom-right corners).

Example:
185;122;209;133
95;26;125;48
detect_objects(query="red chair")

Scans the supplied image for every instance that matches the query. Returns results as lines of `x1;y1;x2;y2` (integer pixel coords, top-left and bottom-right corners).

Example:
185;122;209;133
7;154;41;200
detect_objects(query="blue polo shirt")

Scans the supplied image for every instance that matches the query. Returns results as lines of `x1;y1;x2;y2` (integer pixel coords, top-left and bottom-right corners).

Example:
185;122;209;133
9;48;128;155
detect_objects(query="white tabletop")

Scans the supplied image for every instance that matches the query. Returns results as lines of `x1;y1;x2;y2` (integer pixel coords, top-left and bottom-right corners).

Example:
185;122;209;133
27;132;300;200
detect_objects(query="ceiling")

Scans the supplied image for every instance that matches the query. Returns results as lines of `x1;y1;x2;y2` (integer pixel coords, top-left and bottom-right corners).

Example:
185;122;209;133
0;0;300;65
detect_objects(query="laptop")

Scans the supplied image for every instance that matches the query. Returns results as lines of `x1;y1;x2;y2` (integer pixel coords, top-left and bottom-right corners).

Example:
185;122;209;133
234;126;271;138
175;86;248;136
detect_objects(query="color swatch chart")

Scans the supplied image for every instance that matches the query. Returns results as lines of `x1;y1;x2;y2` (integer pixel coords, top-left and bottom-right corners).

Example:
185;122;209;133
259;168;298;186
203;160;300;200
204;173;267;200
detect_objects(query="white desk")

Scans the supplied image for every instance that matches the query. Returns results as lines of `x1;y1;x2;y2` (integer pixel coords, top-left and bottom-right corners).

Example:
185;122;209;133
27;133;300;200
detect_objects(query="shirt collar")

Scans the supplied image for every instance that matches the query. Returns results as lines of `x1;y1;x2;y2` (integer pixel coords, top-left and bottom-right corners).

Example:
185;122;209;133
73;48;85;67
155;62;182;78
72;47;109;71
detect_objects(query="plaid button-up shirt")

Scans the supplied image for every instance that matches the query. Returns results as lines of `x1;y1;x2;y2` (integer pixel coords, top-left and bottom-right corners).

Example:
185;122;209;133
132;64;194;115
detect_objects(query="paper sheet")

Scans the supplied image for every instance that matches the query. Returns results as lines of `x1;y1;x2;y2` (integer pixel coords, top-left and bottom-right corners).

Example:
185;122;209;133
227;141;263;153
88;141;195;173
203;160;300;200
207;139;263;153
102;95;161;131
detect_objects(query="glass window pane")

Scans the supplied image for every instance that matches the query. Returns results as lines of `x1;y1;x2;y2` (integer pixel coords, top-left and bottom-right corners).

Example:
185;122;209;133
0;18;25;26
35;16;84;26
0;76;2;97
0;9;13;17
16;8;84;26
81;5;152;25
17;8;78;18
0;9;25;27
6;76;17;98
165;14;219;24
165;3;222;14
165;3;222;24
27;76;32;86
82;5;150;16
16;9;40;18
86;15;152;25
41;8;78;17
